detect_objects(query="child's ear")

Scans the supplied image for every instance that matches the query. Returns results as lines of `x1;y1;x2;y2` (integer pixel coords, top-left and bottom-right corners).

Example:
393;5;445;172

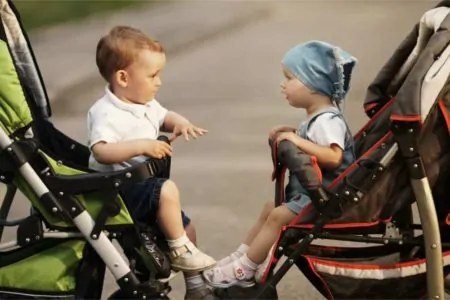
115;70;128;87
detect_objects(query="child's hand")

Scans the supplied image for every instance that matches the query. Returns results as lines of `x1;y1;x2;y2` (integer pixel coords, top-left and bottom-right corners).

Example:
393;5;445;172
269;125;296;141
276;132;302;146
170;122;208;142
142;140;173;159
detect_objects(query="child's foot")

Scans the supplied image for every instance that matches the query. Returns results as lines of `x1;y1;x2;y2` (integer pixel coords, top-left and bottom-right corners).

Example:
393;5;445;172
202;255;256;289
169;241;216;272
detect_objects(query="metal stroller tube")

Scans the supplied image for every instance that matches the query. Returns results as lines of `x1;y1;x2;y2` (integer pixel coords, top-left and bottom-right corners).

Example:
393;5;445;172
391;120;445;299
411;176;445;299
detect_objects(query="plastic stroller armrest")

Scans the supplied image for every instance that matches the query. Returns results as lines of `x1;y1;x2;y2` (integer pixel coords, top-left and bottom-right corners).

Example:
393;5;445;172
276;140;323;189
44;158;167;195
270;137;330;210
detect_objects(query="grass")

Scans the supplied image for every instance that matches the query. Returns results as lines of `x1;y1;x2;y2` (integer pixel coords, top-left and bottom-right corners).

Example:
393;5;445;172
11;0;154;31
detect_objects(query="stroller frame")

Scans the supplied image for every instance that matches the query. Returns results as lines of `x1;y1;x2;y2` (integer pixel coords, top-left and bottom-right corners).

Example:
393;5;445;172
254;135;444;299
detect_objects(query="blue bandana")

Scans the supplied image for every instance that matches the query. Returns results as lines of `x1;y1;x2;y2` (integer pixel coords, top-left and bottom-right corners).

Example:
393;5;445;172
281;40;357;105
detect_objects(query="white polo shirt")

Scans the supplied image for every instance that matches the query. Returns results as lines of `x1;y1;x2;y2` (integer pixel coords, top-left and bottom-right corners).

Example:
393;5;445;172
87;86;168;172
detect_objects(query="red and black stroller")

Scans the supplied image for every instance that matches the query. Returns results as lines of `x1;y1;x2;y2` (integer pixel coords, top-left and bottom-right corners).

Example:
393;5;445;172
216;1;450;299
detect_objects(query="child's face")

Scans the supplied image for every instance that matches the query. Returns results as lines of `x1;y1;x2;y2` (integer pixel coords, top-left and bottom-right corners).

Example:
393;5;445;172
115;49;166;104
280;67;314;108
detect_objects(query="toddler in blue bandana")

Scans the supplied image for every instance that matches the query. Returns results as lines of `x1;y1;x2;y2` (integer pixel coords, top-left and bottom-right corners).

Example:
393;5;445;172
203;40;357;288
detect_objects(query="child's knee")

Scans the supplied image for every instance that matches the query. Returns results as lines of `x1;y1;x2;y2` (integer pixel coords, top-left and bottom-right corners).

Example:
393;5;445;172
264;201;275;211
266;206;293;227
160;179;180;201
260;201;275;221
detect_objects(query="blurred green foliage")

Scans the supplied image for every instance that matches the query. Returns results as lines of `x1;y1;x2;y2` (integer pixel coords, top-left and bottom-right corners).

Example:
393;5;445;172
12;0;153;31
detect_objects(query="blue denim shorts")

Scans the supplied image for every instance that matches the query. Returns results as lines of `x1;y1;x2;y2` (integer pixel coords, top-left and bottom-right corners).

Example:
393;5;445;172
284;193;312;215
120;178;191;229
284;178;312;215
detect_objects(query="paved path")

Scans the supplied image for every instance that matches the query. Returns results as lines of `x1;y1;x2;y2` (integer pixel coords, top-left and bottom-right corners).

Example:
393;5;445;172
28;0;271;102
0;1;442;299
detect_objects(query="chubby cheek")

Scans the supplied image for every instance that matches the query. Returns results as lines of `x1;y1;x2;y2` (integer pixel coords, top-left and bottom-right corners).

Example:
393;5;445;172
287;88;306;107
139;79;153;93
284;83;295;99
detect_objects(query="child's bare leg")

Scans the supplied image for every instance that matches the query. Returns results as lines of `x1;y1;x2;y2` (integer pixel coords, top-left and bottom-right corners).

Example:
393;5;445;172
157;180;184;239
217;201;275;267
243;201;275;245
156;180;216;272
247;205;295;263
203;205;296;288
185;223;196;244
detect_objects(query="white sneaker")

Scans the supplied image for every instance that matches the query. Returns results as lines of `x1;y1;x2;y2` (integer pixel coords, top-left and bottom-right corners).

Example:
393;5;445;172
216;251;243;267
202;262;255;289
169;241;216;272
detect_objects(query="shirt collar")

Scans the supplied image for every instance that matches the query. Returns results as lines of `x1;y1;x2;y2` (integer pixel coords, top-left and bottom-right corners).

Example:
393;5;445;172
104;85;154;118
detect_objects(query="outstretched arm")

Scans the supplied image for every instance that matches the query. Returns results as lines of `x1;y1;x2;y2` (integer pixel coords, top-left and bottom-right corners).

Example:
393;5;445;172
162;111;208;142
161;111;189;132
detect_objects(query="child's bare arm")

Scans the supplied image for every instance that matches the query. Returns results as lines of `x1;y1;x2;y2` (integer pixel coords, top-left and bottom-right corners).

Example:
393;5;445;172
162;111;207;141
276;132;343;169
161;111;190;132
91;139;173;165
292;137;343;169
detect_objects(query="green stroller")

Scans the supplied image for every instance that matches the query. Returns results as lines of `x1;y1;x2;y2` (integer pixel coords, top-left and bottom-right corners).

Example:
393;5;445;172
0;0;180;298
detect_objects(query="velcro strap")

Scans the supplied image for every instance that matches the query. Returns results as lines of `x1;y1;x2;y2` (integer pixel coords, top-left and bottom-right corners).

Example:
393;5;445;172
170;242;196;258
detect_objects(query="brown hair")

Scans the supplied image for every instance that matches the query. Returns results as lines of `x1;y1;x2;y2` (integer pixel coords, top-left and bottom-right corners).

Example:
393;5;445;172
96;26;164;82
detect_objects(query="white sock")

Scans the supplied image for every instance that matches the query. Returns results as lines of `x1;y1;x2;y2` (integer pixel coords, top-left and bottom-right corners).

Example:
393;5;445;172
237;243;249;254
185;274;206;291
239;253;258;271
217;243;249;266
167;233;190;249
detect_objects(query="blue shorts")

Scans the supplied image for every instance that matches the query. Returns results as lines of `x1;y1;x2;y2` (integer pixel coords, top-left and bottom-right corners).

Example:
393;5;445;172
120;178;191;229
284;192;312;215
284;176;312;215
